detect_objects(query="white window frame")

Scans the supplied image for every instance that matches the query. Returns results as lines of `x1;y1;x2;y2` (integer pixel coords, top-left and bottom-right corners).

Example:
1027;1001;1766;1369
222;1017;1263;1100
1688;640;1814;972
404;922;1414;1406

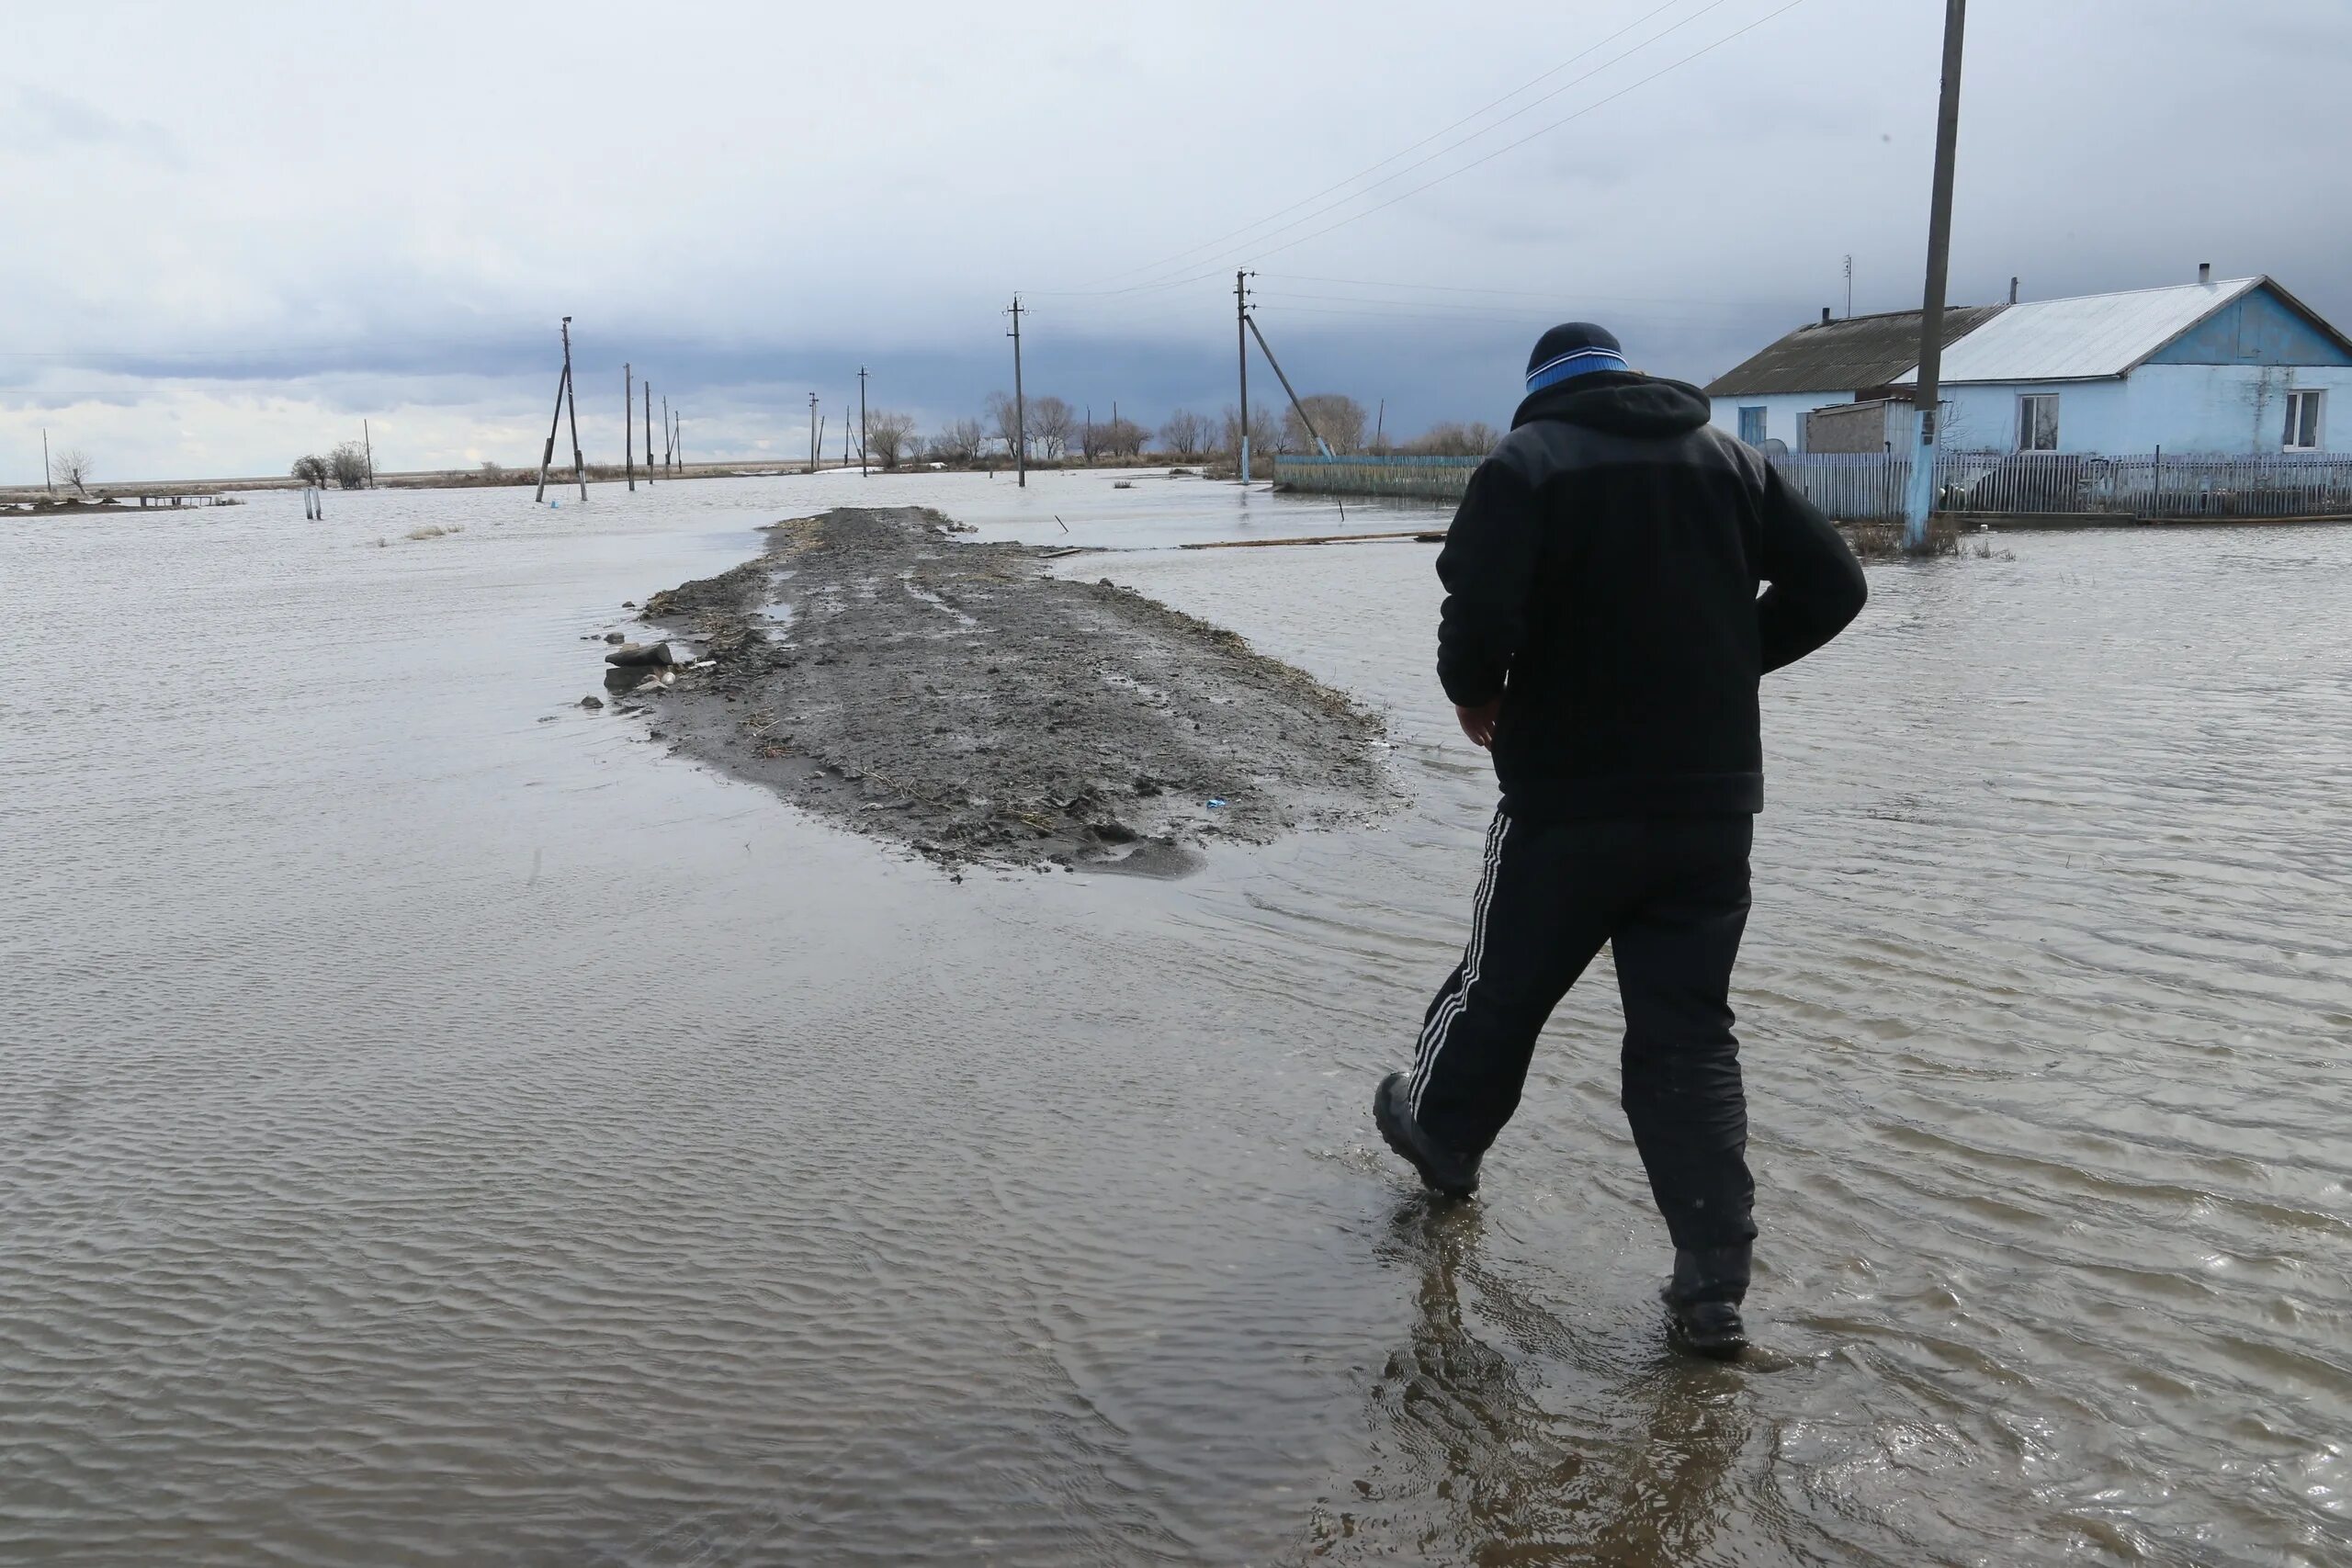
2016;392;2061;453
2284;389;2325;452
1737;406;1768;446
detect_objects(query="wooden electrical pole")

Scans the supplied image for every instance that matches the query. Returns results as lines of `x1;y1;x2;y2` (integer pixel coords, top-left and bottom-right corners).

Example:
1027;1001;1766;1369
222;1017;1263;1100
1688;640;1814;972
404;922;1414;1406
1236;270;1254;483
44;427;53;494
1901;0;1967;549
672;409;682;473
662;395;672;474
808;391;820;474
643;383;655;482
363;419;376;487
1006;295;1027;488
1246;312;1330;457
534;317;574;502
624;365;635;491
858;366;869;477
560;320;587;501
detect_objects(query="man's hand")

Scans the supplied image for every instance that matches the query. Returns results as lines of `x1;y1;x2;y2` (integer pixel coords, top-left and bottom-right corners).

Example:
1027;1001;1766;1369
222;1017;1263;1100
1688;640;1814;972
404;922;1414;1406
1455;697;1501;749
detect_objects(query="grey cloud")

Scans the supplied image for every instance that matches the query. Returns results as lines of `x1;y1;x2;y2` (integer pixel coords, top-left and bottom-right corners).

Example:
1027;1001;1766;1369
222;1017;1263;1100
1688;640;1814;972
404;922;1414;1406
5;85;184;165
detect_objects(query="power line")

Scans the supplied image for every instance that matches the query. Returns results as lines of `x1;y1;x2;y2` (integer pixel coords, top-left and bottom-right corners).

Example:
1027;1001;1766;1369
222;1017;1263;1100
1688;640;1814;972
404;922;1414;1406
1046;0;1744;299
1259;272;1797;310
1231;0;1812;271
1066;0;1710;294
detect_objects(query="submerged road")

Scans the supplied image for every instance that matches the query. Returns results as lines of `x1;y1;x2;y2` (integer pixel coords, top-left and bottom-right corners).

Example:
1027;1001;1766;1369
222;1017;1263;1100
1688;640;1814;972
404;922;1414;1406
2;470;2346;1565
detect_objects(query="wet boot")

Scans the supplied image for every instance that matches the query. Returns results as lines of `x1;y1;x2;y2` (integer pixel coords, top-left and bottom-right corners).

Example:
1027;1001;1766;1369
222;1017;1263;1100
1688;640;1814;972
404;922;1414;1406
1662;1244;1751;1360
1374;1072;1481;1200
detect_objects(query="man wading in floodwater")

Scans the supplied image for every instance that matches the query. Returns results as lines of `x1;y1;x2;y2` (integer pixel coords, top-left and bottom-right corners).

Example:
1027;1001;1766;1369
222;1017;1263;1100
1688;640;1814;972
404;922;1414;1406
1374;323;1866;1359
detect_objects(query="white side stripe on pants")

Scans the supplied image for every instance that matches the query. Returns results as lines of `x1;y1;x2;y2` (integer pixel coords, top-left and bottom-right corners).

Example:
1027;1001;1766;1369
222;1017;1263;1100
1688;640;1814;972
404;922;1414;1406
1408;808;1510;1117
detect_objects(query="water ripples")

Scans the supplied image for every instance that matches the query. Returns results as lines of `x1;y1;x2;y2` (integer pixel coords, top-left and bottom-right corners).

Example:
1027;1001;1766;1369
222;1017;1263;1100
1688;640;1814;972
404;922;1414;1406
4;480;2347;1563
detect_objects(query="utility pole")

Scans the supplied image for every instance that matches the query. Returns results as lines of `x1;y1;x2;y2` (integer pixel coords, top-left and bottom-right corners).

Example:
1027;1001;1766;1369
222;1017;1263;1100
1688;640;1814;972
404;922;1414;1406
858;366;869;478
363;419;376;487
1374;399;1385;454
673;409;682;474
625;365;635;491
808;391;820;474
662;395;672;474
1246;311;1332;457
43;428;52;495
1844;254;1854;319
1903;0;1967;551
643;382;655;483
535;317;574;502
561;320;587;501
1236;270;1254;483
1006;294;1027;488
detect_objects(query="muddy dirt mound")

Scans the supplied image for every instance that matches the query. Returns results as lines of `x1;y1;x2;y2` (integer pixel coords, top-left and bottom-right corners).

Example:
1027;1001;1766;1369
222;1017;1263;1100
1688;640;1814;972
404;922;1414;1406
624;505;1394;872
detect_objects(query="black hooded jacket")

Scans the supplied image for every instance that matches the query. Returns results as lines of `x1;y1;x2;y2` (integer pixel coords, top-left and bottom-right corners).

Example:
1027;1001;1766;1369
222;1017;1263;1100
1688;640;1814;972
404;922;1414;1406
1435;372;1866;819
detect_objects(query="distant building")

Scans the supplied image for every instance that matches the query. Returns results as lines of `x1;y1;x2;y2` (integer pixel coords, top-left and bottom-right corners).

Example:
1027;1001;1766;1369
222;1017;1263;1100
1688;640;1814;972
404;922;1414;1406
1705;271;2352;457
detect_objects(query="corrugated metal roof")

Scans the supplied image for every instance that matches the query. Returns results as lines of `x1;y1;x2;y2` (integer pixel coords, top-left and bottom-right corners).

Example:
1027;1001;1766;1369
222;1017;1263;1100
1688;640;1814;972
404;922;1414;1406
1703;306;2007;397
1892;277;2262;385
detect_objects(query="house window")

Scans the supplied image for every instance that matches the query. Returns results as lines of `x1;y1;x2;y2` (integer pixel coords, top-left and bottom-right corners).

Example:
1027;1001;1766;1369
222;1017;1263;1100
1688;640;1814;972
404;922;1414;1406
2285;389;2325;451
1737;406;1767;445
2017;393;2061;452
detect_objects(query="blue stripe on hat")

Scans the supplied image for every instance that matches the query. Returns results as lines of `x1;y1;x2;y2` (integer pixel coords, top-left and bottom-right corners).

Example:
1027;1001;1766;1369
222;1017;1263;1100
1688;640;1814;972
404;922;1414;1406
1525;345;1629;393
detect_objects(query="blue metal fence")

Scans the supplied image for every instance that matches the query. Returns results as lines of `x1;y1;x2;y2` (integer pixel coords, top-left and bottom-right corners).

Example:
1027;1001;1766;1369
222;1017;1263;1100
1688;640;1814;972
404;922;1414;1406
1272;456;1480;502
1772;450;2352;521
1278;450;2352;520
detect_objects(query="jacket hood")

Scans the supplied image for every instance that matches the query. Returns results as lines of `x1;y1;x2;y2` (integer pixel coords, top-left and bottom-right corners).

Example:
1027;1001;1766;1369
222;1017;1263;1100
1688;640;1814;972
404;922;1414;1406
1512;371;1712;438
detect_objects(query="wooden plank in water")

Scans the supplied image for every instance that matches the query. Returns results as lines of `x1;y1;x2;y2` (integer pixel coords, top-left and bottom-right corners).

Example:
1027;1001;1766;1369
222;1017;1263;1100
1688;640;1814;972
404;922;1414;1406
1180;529;1444;550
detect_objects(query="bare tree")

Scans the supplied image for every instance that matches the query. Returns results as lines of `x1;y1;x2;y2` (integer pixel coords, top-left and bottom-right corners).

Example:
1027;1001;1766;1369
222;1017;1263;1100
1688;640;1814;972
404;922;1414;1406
329;441;370;489
53;447;95;495
865;410;918;469
1218;404;1282;465
1159;409;1209;459
985;391;1023;460
1028;395;1076;460
290;454;331;486
1408;421;1503;457
1102;415;1150;461
1283;394;1368;455
927;416;987;464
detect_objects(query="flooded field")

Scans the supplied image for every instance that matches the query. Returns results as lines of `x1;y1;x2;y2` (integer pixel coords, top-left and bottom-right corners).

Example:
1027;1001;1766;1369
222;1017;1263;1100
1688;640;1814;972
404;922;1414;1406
3;470;2346;1565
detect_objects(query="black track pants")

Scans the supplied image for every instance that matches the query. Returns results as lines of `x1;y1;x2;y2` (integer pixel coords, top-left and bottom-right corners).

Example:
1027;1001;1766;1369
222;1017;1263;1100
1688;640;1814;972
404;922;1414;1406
1406;810;1758;1250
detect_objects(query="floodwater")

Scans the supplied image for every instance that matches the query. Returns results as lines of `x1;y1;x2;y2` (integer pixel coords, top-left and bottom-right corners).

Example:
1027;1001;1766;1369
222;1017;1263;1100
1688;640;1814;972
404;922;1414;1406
3;470;2346;1566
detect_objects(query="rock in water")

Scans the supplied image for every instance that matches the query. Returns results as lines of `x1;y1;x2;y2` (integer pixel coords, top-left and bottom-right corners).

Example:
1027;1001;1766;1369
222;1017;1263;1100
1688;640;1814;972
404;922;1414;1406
578;695;605;710
605;640;698;668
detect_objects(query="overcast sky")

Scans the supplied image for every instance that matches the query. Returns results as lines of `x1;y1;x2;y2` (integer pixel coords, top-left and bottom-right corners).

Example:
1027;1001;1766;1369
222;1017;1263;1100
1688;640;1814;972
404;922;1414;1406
8;0;2347;481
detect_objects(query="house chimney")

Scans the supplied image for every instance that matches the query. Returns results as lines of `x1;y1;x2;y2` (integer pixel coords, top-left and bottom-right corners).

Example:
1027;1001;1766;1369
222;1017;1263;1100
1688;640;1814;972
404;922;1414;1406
2008;276;2019;304
2199;262;2212;285
1821;306;1832;324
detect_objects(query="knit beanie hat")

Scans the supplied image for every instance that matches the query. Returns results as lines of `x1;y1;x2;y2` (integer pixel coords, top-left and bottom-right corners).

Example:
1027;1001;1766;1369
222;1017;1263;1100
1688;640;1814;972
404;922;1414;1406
1524;322;1629;393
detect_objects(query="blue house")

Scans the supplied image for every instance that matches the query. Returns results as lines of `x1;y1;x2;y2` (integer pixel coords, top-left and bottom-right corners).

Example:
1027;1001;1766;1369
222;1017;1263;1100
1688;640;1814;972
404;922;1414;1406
1706;270;2352;457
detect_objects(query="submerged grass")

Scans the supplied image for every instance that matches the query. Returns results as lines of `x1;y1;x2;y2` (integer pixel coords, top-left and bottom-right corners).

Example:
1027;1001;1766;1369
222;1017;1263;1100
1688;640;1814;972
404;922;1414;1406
1844;517;2009;560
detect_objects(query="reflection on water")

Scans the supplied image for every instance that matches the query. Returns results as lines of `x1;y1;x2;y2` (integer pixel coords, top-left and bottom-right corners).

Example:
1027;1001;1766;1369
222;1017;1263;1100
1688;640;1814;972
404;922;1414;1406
1321;1201;1757;1565
1;473;2346;1566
